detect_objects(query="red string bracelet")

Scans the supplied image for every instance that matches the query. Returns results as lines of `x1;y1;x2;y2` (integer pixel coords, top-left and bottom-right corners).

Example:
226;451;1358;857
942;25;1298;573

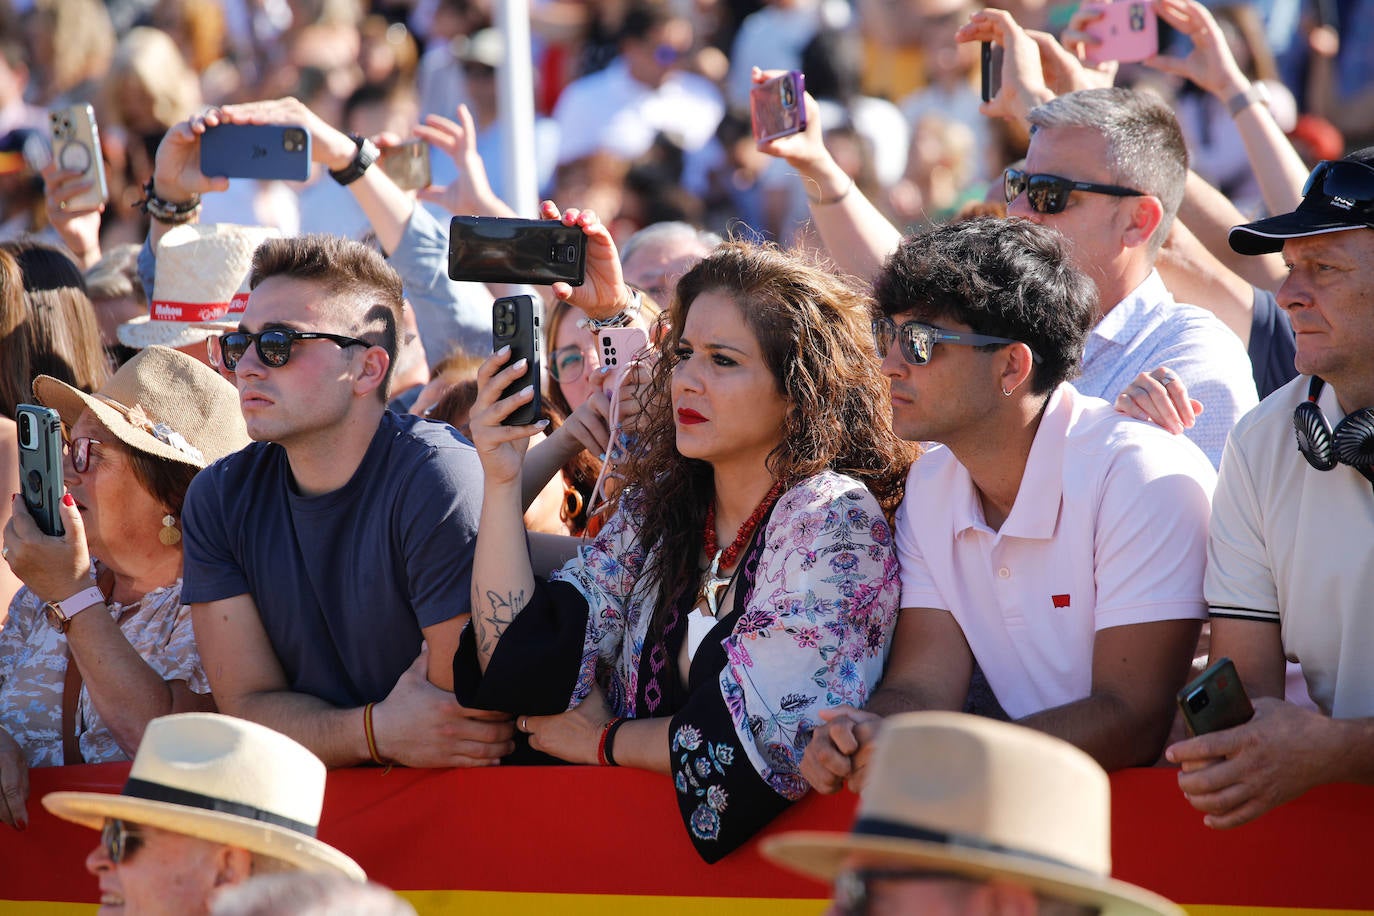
597;717;624;767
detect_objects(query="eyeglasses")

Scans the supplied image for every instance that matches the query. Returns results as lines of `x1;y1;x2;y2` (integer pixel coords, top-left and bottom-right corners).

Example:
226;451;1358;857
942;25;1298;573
833;868;978;915
217;328;372;371
1003;167;1144;215
63;436;102;474
101;819;143;864
1301;159;1374;217
873;316;1041;365
549;343;597;384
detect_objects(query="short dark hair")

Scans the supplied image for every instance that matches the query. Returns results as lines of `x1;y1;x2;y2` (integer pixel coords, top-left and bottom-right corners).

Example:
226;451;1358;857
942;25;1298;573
619;0;676;42
872;218;1098;394
249;235;403;397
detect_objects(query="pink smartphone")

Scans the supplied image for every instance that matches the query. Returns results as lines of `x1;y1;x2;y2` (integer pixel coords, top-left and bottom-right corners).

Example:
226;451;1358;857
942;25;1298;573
1083;0;1158;65
598;327;652;390
750;71;807;143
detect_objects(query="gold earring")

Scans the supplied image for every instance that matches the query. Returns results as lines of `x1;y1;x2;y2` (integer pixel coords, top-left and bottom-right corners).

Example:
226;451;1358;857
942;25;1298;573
158;514;182;546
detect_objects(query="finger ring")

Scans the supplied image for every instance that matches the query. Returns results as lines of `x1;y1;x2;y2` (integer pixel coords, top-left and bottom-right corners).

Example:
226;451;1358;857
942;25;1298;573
58;201;67;211
1161;372;1179;387
519;716;528;733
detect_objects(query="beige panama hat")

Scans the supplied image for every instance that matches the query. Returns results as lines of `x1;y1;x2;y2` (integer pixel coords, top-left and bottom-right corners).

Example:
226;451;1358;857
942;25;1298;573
33;345;248;469
763;712;1183;916
118;223;279;350
43;713;365;881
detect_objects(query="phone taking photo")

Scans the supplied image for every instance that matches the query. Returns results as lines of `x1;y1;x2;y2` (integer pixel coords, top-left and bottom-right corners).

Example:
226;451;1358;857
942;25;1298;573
379;139;432;191
750;71;807;143
1177;657;1255;737
1083;0;1159;65
449;216;587;287
598;327;652;391
48;103;108;210
200;124;312;181
16;404;65;537
980;43;1004;104
492;294;542;427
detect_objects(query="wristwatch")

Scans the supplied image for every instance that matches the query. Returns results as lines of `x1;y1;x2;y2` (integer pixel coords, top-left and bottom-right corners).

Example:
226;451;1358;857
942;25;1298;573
329;134;380;187
1226;82;1272;118
43;586;105;634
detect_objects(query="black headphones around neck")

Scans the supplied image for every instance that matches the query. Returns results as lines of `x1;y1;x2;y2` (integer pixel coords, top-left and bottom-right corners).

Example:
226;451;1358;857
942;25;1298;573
1293;376;1374;486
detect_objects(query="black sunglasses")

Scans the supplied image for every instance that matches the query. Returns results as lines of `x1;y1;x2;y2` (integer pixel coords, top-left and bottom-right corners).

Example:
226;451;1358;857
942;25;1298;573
218;328;372;370
873;316;1042;365
1301;159;1374;217
101;818;143;864
1004;167;1144;214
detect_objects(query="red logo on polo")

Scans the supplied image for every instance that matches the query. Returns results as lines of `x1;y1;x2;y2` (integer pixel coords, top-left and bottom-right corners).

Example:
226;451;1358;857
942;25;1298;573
1051;594;1070;609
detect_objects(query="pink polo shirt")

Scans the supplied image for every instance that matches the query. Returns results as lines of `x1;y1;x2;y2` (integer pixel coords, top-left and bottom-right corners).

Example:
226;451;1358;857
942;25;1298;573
895;384;1216;719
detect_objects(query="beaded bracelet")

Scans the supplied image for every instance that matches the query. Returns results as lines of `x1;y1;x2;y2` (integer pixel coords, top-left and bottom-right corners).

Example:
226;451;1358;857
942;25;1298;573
577;288;644;332
136;178;201;225
597;717;625;766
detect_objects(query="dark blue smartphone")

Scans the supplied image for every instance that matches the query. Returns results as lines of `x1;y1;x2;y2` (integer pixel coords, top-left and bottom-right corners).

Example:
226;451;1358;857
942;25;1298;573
200;124;312;181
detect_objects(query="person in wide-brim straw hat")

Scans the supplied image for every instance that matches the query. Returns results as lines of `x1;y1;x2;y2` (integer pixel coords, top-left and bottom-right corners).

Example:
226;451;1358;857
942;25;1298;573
0;346;249;833
763;712;1184;916
44;713;364;909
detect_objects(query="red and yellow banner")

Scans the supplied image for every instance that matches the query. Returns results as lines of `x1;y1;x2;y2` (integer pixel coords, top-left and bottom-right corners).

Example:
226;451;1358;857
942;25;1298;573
3;764;1371;914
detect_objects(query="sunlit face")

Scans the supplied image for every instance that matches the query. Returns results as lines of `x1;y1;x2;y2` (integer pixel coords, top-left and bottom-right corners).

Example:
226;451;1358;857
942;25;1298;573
550;306;602;412
232;276;369;446
1278;229;1374;396
62;411;168;568
622;238;708;308
879;310;1004;448
670;290;788;474
85;820;230;916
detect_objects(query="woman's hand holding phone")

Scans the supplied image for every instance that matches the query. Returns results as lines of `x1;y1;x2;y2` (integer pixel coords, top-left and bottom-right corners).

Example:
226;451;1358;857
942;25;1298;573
954;10;1057;122
469;348;548;488
537;200;632;323
4;492;93;608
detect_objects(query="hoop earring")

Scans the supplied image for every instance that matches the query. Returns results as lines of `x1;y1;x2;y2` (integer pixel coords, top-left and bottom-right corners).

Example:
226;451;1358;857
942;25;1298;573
1293;376;1374;485
1001;387;1013;398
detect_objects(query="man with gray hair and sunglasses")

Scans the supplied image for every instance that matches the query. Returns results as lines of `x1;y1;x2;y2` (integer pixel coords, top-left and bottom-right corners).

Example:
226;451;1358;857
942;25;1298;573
1165;147;1374;830
801;217;1216;795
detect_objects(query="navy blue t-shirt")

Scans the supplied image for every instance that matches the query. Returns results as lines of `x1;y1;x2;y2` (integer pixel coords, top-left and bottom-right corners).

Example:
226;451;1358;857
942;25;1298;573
1249;287;1298;400
182;410;483;708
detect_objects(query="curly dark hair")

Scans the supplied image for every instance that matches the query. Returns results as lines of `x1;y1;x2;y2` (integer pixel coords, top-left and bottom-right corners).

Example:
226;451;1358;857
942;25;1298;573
872;217;1098;395
618;241;918;640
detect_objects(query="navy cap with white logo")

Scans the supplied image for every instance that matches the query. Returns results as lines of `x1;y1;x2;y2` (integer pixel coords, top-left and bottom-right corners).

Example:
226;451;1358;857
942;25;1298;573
1229;147;1374;256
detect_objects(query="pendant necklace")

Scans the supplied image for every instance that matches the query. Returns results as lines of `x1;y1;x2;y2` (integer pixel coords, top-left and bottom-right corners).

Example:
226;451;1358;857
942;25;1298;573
694;479;787;617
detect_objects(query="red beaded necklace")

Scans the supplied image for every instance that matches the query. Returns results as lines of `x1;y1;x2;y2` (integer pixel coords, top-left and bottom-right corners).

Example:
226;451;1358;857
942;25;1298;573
696;479;787;617
703;478;788;571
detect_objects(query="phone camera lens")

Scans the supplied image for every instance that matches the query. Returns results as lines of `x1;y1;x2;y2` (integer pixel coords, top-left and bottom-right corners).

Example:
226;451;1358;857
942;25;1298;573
1186;688;1210;714
561;245;577;263
781;81;795;107
19;413;32;445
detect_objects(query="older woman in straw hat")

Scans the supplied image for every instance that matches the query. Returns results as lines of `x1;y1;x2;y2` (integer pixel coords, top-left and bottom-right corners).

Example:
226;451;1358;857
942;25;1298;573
0;345;249;830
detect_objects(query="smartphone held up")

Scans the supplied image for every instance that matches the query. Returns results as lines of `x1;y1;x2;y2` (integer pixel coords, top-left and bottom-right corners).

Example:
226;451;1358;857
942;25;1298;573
448;216;587;287
750;71;807;143
492;294;542;427
200;124;312;181
16;404;65;537
1082;0;1159;65
49;103;108;209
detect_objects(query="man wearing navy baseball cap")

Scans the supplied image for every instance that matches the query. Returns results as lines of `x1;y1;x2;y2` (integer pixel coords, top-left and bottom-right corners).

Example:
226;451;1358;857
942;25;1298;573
1167;147;1374;831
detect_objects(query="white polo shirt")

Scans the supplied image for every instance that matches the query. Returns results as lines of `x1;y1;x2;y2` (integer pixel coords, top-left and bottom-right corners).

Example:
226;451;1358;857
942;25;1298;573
896;384;1216;719
1207;375;1374;718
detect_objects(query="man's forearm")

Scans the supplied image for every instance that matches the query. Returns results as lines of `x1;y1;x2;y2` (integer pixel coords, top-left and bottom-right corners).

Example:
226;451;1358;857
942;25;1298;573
1329;717;1374;786
865;680;959;718
223;690;369;767
1019;692;1169;770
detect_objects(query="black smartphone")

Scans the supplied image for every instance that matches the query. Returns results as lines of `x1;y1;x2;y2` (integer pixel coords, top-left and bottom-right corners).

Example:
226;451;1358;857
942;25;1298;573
981;42;1004;104
492;294;542;426
200;124;312;181
448;216;587;287
16;404;65;537
379;139;432;191
1177;657;1255;737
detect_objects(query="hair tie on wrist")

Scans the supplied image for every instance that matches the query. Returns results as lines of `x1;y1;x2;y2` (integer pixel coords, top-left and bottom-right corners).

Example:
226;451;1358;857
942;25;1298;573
807;177;855;206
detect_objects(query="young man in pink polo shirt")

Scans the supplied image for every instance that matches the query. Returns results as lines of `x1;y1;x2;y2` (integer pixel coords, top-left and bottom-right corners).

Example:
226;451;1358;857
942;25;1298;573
801;218;1216;793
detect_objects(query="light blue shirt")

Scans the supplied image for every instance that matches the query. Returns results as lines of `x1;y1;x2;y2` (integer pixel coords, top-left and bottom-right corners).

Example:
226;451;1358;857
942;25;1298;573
1075;270;1258;469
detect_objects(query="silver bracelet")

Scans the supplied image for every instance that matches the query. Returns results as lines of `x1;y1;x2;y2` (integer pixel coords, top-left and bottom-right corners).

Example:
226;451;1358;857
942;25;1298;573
577;288;644;331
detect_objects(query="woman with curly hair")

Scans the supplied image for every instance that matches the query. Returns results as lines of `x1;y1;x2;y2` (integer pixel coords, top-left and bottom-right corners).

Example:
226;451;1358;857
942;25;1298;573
456;230;917;861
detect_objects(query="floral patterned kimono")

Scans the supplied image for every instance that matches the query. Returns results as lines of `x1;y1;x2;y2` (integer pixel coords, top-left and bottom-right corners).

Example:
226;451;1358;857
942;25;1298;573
454;470;899;861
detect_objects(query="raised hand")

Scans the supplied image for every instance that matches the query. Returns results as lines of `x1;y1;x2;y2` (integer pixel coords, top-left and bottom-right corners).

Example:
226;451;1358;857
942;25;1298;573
538;200;632;322
469;347;548;486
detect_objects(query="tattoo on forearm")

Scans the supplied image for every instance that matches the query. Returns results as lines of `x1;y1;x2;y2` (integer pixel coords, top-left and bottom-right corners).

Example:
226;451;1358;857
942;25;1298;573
476;589;525;658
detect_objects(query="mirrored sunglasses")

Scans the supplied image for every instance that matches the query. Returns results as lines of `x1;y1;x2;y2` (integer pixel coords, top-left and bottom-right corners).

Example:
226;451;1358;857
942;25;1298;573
218;328;371;371
872;316;1042;365
101;818;143;864
1003;167;1144;215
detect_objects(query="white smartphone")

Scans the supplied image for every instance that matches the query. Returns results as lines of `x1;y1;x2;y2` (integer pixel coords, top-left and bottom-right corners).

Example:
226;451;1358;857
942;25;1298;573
48;103;108;210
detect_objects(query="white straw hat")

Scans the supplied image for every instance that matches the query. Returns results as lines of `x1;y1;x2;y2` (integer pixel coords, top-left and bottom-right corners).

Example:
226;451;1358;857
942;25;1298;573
763;712;1183;916
118;223;279;350
43;713;365;881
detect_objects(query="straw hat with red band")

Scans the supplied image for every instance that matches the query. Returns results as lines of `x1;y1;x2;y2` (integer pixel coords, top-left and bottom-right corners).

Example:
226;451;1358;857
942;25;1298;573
118;223;279;350
44;713;365;880
762;712;1183;916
